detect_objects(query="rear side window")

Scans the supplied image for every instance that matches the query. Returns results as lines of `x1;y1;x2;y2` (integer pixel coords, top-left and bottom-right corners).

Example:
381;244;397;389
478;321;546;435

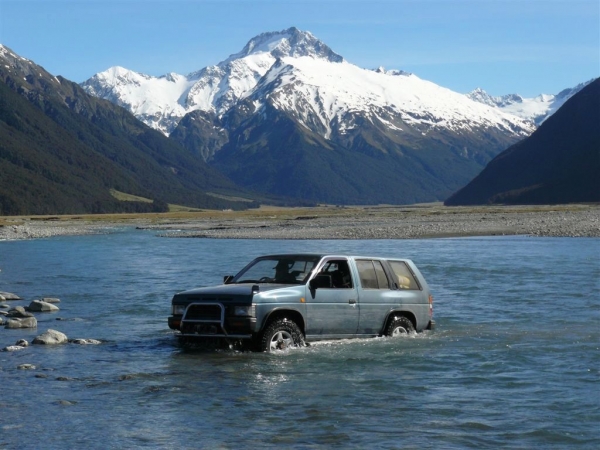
388;261;420;290
356;260;390;289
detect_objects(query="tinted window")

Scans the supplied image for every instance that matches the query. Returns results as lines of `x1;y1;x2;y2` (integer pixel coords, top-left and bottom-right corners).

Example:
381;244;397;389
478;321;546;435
356;260;389;289
388;261;420;290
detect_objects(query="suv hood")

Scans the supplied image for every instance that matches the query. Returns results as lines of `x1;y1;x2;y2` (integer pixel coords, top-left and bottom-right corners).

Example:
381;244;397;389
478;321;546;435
173;283;296;301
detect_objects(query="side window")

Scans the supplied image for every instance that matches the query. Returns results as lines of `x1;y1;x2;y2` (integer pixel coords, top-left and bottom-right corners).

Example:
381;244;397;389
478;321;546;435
388;261;420;290
318;260;354;288
356;260;390;290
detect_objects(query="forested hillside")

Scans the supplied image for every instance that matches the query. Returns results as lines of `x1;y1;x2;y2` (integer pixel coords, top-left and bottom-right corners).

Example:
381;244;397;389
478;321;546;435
445;78;600;205
0;45;254;215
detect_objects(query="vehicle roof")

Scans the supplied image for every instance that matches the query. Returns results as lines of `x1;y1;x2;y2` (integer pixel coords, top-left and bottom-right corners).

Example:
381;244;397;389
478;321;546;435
258;253;412;261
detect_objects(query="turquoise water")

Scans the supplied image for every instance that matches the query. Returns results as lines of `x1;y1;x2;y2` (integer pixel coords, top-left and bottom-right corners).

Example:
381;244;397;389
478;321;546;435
0;231;598;449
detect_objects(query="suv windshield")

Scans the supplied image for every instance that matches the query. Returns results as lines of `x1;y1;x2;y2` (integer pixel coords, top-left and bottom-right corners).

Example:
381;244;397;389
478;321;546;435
232;256;321;285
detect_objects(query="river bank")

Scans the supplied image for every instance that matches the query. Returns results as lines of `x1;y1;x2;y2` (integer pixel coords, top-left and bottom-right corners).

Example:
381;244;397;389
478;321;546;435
1;203;598;241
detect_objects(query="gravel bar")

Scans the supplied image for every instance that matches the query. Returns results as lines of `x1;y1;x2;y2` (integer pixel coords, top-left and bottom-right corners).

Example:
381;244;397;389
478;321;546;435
1;204;598;241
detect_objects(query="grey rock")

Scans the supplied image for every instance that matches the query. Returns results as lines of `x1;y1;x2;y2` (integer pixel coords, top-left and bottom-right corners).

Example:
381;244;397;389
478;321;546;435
28;300;60;312
0;291;21;300
5;317;37;329
17;364;36;370
32;329;68;345
70;338;102;345
15;339;29;347
7;306;33;318
2;345;26;352
0;294;5;301
41;297;61;304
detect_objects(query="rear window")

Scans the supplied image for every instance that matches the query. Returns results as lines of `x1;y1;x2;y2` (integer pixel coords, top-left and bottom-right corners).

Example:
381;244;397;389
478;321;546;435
388;261;420;290
356;259;390;289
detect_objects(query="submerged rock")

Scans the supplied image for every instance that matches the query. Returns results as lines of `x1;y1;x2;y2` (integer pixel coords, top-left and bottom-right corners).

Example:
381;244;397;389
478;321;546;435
17;364;36;370
28;300;60;312
2;339;29;352
2;345;25;352
32;329;68;345
2;345;26;352
5;317;37;329
70;338;102;345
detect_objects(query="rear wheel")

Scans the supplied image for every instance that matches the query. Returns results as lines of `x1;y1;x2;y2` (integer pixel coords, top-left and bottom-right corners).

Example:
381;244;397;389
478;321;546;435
260;318;304;352
385;316;415;337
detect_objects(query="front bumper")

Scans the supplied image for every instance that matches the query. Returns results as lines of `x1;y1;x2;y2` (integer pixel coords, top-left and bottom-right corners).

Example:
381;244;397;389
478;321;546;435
169;313;256;338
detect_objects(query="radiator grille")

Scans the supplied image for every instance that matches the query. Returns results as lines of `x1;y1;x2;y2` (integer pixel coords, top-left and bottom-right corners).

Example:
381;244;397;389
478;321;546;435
184;303;223;321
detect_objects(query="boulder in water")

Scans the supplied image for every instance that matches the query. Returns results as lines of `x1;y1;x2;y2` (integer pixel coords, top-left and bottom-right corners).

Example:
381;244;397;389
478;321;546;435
28;300;60;312
32;329;68;345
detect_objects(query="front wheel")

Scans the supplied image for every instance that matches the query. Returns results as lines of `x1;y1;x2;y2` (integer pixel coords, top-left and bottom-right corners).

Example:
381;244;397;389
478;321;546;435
385;316;415;337
259;318;304;352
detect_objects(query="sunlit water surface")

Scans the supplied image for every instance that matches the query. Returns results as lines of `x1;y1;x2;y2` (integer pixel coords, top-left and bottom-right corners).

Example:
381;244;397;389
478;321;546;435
0;231;598;449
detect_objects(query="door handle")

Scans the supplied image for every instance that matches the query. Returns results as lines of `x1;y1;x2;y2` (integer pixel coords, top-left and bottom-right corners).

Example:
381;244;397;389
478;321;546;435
348;299;357;305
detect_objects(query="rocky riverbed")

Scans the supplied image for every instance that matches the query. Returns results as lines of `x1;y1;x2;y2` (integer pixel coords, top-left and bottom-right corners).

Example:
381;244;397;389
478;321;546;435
1;204;598;240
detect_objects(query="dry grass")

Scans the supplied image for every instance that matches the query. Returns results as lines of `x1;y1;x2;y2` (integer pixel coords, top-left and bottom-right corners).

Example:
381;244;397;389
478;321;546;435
1;202;596;228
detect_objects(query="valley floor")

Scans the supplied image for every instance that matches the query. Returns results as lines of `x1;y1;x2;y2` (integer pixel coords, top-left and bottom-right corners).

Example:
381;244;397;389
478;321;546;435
1;204;598;241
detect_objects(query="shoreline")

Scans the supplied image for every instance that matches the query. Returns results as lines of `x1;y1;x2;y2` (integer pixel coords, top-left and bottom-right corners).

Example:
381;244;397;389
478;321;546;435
1;204;598;241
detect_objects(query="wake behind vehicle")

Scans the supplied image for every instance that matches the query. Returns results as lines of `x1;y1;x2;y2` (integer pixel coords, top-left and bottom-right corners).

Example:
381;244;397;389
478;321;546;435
168;254;434;351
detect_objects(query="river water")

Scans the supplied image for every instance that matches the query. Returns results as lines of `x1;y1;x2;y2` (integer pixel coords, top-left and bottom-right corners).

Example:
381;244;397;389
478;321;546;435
0;231;598;449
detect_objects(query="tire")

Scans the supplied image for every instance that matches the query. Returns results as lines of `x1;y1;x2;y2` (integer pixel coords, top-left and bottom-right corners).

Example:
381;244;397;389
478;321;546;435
259;318;304;352
385;316;415;337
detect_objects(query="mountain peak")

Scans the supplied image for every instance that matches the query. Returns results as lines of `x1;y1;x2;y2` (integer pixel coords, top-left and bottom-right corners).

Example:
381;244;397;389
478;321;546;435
226;27;344;63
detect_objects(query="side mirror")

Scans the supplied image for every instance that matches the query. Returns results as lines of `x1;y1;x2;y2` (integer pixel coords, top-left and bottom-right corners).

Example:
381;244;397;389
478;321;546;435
223;275;234;284
309;274;332;290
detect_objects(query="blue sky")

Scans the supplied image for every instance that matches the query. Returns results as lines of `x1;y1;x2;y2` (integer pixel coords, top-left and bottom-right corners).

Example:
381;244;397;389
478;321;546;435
0;0;598;97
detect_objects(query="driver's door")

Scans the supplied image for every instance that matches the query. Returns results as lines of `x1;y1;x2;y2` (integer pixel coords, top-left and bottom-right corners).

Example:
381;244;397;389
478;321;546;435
305;258;359;337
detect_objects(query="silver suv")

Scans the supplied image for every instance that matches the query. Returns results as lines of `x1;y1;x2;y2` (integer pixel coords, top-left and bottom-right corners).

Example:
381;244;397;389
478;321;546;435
168;254;434;351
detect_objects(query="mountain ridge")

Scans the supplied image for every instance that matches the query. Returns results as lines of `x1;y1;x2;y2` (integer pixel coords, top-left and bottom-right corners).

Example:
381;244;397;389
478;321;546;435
0;44;255;215
81;27;534;142
446;78;600;206
466;79;593;125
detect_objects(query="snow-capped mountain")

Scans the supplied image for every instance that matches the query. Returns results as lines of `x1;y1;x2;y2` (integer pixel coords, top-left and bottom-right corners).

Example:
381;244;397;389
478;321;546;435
82;27;533;140
239;56;534;142
467;80;593;125
81;28;344;135
81;27;542;204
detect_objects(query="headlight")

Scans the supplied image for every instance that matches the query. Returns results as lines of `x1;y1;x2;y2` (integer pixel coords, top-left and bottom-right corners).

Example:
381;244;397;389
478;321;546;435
233;305;255;317
172;304;187;315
